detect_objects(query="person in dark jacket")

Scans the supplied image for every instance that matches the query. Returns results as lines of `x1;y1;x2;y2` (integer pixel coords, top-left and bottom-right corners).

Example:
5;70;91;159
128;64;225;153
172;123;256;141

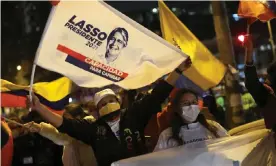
244;35;276;132
26;57;192;166
12;111;63;166
118;89;137;109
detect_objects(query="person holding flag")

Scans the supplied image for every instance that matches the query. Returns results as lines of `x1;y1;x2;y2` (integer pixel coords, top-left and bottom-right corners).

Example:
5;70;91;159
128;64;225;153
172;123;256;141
243;35;276;137
238;0;276;145
26;57;192;166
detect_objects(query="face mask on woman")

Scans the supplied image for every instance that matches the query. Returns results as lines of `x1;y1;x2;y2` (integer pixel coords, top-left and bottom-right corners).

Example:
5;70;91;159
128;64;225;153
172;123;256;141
180;105;200;123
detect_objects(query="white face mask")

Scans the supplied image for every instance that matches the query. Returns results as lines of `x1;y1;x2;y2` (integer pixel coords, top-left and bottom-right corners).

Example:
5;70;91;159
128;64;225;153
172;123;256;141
180;105;200;123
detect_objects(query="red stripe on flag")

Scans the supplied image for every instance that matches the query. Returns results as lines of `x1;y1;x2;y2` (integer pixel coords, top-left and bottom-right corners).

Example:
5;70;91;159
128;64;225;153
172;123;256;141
57;44;87;62
50;0;60;6
57;44;129;78
1;93;64;115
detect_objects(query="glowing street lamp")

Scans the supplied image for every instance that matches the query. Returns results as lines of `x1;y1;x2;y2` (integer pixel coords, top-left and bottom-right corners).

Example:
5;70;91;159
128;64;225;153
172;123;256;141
17;65;22;71
238;35;245;43
152;8;158;14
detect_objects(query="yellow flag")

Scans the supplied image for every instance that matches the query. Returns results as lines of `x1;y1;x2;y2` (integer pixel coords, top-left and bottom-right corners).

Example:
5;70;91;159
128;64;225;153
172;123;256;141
158;1;226;90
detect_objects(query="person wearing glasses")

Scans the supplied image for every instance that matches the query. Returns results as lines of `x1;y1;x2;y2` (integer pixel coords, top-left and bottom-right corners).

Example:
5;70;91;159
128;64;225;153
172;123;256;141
154;89;229;151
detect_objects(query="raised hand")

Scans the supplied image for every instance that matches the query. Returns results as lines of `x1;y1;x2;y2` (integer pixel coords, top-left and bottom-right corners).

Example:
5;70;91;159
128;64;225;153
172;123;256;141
243;35;253;50
178;56;192;71
243;35;254;64
24;121;41;133
26;92;42;111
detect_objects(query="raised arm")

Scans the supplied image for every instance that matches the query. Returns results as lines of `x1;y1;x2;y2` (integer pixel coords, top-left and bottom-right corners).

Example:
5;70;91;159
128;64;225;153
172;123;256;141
243;35;269;106
24;122;73;146
133;57;192;129
26;94;97;144
27;96;63;127
165;57;192;86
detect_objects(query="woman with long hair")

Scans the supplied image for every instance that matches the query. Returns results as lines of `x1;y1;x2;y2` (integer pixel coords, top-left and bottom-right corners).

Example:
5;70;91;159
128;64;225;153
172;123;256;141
154;89;229;151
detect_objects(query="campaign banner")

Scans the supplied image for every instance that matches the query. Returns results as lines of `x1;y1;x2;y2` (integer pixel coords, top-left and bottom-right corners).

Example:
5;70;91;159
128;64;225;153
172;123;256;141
112;129;276;166
35;1;189;89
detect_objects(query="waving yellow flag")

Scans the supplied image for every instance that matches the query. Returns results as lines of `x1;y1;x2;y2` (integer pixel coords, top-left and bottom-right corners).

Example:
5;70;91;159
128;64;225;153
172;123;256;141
159;1;226;90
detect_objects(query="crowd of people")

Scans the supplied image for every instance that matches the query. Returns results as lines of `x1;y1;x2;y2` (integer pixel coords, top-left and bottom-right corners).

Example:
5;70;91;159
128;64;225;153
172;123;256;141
1;36;276;166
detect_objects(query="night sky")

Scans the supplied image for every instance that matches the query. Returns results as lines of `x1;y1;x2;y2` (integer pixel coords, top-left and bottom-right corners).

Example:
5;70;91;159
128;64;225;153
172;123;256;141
1;1;275;83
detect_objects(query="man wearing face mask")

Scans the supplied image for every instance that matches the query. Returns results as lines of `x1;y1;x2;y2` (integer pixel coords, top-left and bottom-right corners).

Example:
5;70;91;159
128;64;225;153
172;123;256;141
244;35;276;132
26;57;192;166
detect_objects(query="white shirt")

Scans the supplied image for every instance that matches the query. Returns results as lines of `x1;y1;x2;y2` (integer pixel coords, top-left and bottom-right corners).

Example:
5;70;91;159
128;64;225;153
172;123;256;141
154;120;229;152
107;118;120;140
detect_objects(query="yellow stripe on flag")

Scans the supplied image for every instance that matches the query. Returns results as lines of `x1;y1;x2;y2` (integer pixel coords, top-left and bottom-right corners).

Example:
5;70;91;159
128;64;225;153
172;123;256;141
1;80;29;92
158;1;226;90
1;77;72;102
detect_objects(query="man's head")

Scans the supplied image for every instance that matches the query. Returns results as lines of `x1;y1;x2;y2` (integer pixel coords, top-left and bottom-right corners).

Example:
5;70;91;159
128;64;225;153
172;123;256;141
94;89;121;117
64;103;88;120
106;27;128;59
83;101;99;119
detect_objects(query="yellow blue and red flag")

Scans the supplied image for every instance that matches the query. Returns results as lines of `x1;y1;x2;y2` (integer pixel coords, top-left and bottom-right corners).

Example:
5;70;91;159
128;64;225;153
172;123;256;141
1;77;72;114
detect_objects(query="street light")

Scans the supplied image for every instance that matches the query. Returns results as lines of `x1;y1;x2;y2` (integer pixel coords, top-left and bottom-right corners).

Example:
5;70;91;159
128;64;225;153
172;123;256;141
238;35;245;43
152;8;158;14
260;45;266;51
17;65;21;71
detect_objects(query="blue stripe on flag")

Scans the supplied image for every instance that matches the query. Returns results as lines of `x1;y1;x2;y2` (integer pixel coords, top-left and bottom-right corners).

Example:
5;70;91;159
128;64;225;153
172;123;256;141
65;55;123;82
175;75;205;94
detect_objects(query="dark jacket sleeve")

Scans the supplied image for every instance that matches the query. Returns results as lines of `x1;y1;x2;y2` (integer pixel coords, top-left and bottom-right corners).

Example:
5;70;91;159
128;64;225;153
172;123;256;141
131;80;174;130
244;65;269;107
57;117;97;145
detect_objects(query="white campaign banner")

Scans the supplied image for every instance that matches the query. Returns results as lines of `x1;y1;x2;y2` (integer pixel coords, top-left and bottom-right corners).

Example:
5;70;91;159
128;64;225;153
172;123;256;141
112;129;276;166
35;1;187;89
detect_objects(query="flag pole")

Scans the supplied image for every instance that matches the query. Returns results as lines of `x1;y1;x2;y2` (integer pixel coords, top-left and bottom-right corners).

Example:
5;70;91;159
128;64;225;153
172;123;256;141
3;117;25;127
246;20;250;34
28;5;57;111
245;19;251;57
267;20;276;60
29;64;37;112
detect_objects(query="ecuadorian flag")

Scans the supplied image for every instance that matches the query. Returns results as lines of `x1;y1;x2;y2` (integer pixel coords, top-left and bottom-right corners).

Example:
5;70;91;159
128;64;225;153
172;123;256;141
1;77;72;114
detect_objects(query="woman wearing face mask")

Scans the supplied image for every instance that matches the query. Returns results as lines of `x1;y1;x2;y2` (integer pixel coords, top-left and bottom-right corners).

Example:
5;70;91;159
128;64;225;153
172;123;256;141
154;89;229;151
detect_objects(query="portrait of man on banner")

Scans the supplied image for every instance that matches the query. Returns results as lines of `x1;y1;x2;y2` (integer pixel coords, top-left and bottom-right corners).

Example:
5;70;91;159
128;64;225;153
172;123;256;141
104;27;129;64
97;27;154;72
